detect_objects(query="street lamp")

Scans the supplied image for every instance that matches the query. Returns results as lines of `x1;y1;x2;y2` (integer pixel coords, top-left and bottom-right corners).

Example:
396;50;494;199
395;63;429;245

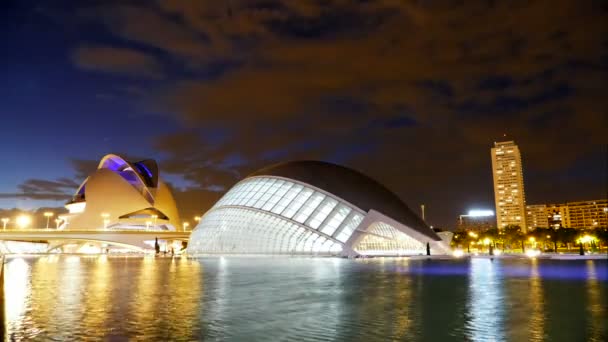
145;220;152;231
43;211;54;229
529;236;536;249
194;216;201;223
1;217;8;231
182;222;189;232
54;218;61;229
151;214;158;227
16;215;32;229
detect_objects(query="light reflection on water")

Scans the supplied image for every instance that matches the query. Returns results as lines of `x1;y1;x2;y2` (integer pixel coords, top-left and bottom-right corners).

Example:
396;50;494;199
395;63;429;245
3;256;607;341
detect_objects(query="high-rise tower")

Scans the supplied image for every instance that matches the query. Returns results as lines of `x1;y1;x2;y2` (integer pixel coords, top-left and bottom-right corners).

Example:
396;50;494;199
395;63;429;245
491;141;527;231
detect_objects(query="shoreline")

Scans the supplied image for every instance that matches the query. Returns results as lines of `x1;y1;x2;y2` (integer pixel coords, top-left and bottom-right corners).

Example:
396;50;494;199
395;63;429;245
2;252;607;261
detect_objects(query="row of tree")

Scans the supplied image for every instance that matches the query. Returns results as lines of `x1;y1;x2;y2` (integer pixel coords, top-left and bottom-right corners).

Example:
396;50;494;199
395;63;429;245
452;225;608;252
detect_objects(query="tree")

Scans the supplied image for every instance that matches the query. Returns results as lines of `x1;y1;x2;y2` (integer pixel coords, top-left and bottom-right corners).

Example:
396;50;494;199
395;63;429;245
503;225;524;252
557;228;578;250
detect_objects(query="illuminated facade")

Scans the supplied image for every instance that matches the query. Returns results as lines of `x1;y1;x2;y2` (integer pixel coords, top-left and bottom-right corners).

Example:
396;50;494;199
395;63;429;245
457;210;495;232
61;154;181;231
188;161;450;257
526;204;549;230
526;200;608;229
491;141;527;231
557;199;607;228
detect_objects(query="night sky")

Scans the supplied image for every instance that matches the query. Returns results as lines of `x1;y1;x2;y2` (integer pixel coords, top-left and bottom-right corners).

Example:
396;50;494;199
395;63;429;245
1;0;606;229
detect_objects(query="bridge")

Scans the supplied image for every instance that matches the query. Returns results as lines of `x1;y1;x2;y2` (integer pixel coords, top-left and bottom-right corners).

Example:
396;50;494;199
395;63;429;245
0;230;190;253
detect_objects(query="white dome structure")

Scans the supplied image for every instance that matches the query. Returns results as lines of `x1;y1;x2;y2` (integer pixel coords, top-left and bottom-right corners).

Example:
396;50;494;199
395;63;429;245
61;154;181;231
188;161;450;257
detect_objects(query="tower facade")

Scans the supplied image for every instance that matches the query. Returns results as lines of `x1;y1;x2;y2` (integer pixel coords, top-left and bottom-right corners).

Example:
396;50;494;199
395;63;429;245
491;141;527;231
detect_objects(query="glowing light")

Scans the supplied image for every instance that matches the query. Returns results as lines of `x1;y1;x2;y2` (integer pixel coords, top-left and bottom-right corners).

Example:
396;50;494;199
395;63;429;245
194;216;201;222
66;202;86;213
494;249;502;256
183;222;190;232
1;217;8;230
16;215;32;228
453;249;464;258
467;210;494;217
529;237;535;242
483;238;491;245
526;249;541;258
468;232;478;238
78;243;102;254
578;235;595;244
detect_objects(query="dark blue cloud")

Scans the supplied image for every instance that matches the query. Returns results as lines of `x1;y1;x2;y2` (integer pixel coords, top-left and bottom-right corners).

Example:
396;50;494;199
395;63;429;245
456;83;573;118
478;76;514;90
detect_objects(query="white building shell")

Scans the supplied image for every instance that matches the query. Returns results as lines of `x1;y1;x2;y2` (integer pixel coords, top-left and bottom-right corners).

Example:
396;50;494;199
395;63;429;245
188;161;450;257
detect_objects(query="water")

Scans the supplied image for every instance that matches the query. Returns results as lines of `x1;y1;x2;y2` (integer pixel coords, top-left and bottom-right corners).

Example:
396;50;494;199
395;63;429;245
3;255;607;341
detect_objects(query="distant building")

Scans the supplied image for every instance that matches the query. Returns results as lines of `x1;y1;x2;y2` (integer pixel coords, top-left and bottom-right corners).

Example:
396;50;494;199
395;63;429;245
561;199;608;228
457;210;495;232
546;204;567;228
526;200;608;229
491;140;527;231
526;204;549;230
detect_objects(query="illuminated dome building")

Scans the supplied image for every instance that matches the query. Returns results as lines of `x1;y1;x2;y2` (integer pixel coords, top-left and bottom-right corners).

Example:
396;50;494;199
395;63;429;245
61;154;181;231
188;161;450;257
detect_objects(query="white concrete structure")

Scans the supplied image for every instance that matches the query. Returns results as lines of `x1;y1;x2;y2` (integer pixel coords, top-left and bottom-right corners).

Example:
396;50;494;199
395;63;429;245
188;161;450;257
61;154;181;231
491;141;527;231
0;230;189;253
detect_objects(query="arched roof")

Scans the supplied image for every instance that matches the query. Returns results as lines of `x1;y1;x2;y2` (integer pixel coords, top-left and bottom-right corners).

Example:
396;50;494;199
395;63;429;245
98;154;158;187
249;161;438;240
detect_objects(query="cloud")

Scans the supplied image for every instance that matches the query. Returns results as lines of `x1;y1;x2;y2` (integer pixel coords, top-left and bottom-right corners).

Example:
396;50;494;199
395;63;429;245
72;46;164;79
60;0;608;227
0;177;80;201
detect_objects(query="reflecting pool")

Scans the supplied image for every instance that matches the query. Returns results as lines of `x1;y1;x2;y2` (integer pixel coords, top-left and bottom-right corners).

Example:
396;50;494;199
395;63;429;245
3;256;607;341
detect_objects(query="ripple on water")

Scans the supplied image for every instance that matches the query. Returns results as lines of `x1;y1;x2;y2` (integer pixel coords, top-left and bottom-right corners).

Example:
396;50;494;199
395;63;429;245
3;256;607;341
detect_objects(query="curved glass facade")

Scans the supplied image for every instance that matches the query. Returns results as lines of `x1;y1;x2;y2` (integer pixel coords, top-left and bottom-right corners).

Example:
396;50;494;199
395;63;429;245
188;176;365;255
353;222;426;256
188;175;446;256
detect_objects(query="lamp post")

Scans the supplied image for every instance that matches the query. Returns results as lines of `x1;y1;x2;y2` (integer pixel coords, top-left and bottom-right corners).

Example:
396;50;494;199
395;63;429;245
54;218;61;229
145;220;151;231
43;211;54;229
1;217;8;231
151;214;158;228
183;222;189;232
194;216;201;223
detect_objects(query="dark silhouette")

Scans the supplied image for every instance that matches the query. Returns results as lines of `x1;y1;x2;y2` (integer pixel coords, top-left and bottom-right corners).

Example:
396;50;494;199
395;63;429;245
154;237;160;255
579;242;584;256
426;242;430;256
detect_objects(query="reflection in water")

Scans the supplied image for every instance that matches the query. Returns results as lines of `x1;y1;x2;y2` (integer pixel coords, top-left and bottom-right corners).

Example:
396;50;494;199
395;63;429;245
5;258;30;332
3;256;607;341
586;260;605;341
528;259;545;341
466;259;505;341
392;259;413;339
